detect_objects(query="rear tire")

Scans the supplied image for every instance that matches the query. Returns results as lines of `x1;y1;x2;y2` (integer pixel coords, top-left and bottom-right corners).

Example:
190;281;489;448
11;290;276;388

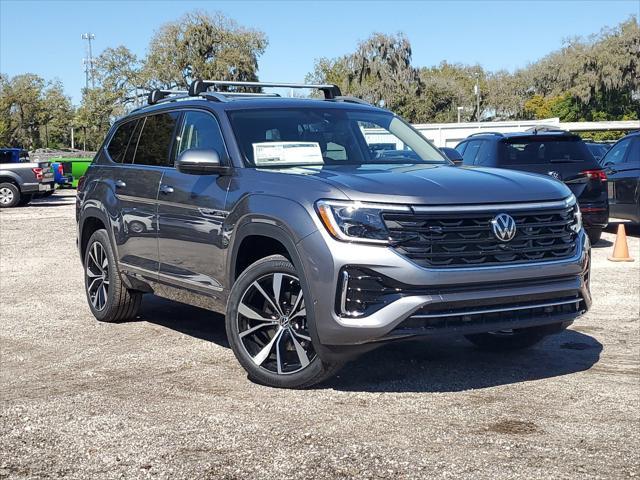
17;194;32;206
84;229;142;323
226;254;341;388
0;183;20;208
465;326;548;351
586;228;602;245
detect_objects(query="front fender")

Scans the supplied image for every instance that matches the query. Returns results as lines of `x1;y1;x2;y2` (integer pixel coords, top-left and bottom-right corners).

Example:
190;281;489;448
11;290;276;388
225;193;319;287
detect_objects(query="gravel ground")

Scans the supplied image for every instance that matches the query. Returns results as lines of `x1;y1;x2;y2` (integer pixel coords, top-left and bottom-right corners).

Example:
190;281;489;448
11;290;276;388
1;190;639;479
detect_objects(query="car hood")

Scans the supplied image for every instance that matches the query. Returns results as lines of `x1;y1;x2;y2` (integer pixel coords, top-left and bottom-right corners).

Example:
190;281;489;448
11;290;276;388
268;164;572;205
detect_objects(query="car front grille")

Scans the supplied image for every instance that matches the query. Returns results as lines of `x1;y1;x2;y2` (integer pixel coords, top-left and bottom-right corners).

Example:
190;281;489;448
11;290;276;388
383;203;579;268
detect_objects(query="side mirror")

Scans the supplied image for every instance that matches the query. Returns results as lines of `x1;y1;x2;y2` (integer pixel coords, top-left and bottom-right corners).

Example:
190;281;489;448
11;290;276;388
175;149;230;175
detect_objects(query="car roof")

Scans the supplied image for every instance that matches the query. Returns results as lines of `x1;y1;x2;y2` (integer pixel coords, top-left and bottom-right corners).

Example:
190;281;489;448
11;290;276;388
462;131;582;142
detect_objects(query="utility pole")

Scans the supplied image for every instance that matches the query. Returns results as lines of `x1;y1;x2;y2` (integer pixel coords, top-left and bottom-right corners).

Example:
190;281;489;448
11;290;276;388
81;33;96;90
474;72;481;122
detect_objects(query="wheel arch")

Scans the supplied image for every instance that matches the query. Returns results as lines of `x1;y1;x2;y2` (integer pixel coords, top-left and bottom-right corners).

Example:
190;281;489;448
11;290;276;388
228;222;307;287
0;172;23;189
79;207;112;261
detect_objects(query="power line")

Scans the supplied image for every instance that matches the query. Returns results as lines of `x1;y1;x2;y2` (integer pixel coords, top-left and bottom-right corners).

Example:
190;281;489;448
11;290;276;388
81;33;95;90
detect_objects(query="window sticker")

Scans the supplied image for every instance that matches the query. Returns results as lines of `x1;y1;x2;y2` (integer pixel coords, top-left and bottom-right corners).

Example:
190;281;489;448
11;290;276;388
253;142;324;166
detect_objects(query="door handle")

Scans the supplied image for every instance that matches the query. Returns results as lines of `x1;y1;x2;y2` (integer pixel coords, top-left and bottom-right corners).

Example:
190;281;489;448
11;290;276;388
115;179;126;189
159;184;174;195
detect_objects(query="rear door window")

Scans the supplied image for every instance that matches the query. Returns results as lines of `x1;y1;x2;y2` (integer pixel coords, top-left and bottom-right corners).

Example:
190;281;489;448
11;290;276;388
134;112;181;167
107;120;138;163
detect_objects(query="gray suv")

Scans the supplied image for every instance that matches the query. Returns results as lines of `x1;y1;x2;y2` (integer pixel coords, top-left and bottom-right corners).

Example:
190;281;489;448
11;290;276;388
76;81;591;388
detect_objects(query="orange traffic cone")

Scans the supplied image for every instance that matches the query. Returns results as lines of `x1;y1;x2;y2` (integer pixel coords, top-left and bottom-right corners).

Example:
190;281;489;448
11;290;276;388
608;224;635;262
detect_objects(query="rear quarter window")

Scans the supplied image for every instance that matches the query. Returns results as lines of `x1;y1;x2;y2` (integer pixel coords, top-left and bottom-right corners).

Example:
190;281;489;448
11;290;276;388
107;120;138;163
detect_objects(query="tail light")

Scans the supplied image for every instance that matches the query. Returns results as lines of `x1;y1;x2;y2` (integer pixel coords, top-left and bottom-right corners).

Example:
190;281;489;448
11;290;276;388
57;164;64;175
581;169;607;182
32;167;43;181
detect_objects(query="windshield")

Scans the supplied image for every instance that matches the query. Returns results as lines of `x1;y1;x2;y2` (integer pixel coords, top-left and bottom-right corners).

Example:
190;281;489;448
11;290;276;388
227;108;448;167
498;137;596;166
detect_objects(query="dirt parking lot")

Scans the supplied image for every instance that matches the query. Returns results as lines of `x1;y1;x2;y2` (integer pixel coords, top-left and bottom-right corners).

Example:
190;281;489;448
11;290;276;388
1;190;639;479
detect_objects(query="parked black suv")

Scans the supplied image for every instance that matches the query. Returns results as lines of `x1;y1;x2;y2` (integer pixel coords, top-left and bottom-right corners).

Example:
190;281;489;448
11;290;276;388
456;128;608;244
77;81;591;388
600;131;640;223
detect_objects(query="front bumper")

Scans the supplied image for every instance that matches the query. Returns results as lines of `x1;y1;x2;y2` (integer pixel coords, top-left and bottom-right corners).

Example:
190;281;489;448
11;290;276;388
297;229;591;346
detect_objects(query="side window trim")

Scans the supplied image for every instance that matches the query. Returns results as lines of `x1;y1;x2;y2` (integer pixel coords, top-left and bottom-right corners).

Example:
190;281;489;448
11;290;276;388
124;118;144;164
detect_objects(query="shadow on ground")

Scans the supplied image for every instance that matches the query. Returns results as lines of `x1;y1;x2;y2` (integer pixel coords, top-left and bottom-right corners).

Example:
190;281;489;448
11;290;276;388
591;238;613;248
139;295;602;393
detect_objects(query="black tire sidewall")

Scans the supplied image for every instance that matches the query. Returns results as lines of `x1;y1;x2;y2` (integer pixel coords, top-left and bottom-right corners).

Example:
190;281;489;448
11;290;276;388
0;183;20;208
225;255;328;388
84;229;120;321
586;228;602;245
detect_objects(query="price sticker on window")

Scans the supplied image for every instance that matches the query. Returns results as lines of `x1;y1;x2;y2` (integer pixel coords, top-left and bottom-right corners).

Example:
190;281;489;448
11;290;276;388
253;142;323;166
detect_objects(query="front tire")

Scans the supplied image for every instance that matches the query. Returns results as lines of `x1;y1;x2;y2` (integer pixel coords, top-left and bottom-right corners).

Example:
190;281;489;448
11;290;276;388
586;228;602;245
226;254;341;388
0;183;20;208
465;326;549;351
84;229;142;322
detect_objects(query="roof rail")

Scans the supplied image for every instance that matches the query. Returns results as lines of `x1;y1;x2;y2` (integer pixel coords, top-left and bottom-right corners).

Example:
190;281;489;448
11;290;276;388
334;95;371;106
188;80;342;99
468;131;505;138
526;125;568;134
147;88;188;105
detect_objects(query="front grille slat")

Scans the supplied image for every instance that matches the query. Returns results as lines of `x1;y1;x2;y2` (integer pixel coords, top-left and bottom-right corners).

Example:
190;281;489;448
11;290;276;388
384;205;578;268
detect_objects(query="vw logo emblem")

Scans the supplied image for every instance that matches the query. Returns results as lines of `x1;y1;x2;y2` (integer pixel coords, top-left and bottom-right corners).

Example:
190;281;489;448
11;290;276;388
548;171;561;180
491;213;517;242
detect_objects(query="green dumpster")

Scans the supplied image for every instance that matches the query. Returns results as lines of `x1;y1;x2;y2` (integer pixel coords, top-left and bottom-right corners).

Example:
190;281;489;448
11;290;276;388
49;157;93;188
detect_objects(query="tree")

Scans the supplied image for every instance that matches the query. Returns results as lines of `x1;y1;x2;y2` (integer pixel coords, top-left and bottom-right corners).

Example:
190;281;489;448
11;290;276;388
74;87;121;150
144;11;268;88
94;46;145;109
39;80;74;148
307;33;420;119
307;16;638;125
1;74;45;148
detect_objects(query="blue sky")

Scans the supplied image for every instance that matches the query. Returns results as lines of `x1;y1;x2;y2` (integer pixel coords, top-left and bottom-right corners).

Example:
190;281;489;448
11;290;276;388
1;0;638;105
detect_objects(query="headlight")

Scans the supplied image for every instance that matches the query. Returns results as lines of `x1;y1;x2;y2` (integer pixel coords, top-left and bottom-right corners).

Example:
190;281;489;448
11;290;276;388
316;200;409;244
564;194;582;234
571;204;583;234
